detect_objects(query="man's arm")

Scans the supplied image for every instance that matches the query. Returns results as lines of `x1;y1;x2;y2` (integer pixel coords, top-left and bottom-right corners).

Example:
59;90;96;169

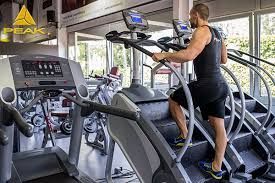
152;27;210;63
221;39;227;64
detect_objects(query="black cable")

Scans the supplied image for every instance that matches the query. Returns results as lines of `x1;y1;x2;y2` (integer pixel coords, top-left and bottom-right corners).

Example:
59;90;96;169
95;168;136;183
125;177;138;183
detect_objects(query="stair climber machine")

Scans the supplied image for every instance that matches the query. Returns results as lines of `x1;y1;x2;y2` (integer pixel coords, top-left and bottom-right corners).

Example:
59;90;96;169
102;9;256;183
0;55;141;183
226;49;275;180
165;20;275;182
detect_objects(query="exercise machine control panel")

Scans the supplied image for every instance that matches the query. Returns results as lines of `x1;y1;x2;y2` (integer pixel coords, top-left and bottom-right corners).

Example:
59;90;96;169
9;56;76;91
122;10;149;31
0;55;89;105
22;60;63;78
173;19;192;38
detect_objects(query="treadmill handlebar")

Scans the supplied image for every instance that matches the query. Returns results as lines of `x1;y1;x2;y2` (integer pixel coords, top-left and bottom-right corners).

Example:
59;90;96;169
0;128;9;146
3;103;33;137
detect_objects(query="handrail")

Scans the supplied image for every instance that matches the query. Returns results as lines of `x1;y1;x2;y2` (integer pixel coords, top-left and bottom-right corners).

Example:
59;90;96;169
228;51;275;85
106;32;195;164
220;65;245;143
227;87;235;136
143;63;153;70
232;49;275;67
228;54;272;135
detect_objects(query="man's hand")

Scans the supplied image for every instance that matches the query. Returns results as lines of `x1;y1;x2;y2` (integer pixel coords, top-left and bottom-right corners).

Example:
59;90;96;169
152;53;166;62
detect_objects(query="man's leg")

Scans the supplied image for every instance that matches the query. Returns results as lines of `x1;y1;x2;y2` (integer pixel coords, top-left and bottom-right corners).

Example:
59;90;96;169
168;97;188;139
208;116;227;171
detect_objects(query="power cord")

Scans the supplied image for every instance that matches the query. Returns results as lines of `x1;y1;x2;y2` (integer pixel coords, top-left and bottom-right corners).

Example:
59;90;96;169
95;167;137;183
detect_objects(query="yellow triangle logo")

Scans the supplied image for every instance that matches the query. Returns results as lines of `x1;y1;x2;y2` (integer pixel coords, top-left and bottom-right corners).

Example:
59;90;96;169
13;5;36;26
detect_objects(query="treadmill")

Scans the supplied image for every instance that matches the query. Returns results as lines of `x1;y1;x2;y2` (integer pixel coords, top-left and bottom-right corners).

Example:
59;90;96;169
0;55;140;183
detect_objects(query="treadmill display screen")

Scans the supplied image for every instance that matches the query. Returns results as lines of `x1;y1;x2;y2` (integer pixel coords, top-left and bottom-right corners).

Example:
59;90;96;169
130;13;142;23
22;60;63;78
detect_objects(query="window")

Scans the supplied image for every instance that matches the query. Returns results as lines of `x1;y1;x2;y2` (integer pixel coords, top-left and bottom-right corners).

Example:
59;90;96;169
211;17;251;94
260;13;275;96
143;29;173;90
113;44;131;87
39;39;57;45
77;40;107;78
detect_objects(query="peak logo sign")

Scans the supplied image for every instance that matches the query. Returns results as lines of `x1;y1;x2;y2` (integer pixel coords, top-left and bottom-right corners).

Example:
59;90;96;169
13;5;36;26
3;5;46;36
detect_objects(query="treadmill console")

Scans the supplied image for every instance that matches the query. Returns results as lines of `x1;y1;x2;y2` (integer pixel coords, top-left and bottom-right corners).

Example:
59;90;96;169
0;55;89;104
173;19;192;38
9;56;75;90
122;10;149;31
22;60;63;78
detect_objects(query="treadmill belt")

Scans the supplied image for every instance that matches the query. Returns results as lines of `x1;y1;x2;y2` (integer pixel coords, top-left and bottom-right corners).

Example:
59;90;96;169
26;173;79;183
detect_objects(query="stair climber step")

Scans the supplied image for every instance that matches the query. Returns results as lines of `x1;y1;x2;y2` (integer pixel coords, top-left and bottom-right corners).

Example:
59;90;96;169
268;127;275;136
245;99;257;113
153;118;180;142
232;132;267;173
251;112;273;127
177;141;223;182
251;112;268;123
240;149;266;173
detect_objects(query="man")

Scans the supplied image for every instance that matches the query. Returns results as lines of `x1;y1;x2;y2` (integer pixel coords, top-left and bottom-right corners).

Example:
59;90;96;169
152;3;228;180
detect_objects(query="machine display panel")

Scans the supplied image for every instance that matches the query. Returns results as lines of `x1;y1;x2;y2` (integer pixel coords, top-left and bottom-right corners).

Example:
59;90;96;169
130;13;142;23
22;60;63;78
180;24;188;30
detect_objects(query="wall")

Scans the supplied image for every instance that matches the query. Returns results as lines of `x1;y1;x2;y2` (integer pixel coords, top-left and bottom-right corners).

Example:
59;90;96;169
23;0;57;42
0;42;58;56
61;0;159;27
195;0;275;19
0;2;13;42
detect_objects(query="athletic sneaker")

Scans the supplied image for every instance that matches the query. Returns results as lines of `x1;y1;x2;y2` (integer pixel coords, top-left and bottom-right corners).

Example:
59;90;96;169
198;161;223;180
170;136;192;147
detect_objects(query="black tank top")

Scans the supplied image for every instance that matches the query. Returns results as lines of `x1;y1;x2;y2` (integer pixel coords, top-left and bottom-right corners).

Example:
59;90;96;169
193;26;224;82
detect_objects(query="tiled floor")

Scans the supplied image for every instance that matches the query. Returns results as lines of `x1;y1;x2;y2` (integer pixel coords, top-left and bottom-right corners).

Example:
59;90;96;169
20;131;139;183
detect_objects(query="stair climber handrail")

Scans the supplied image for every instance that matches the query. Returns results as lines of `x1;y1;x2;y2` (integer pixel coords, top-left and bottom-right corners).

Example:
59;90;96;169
221;65;246;143
105;32;196;164
227;86;235;136
220;66;236;136
228;54;272;135
228;49;275;67
228;51;275;85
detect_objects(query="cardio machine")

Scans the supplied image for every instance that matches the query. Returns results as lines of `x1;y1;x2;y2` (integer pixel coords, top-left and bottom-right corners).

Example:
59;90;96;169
159;19;275;182
103;10;247;183
0;55;139;183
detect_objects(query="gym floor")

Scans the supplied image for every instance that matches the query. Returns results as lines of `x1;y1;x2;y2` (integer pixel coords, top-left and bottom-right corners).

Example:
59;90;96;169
20;132;139;183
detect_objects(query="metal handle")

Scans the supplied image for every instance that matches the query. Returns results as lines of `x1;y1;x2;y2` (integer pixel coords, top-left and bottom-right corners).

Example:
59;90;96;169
163;62;195;163
61;92;140;121
234;49;275;67
228;55;272;135
19;92;44;114
143;64;153;70
4;104;33;137
81;101;140;121
221;65;245;143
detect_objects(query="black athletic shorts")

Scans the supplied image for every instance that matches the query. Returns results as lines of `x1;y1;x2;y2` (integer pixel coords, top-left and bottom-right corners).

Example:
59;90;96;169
170;79;229;120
